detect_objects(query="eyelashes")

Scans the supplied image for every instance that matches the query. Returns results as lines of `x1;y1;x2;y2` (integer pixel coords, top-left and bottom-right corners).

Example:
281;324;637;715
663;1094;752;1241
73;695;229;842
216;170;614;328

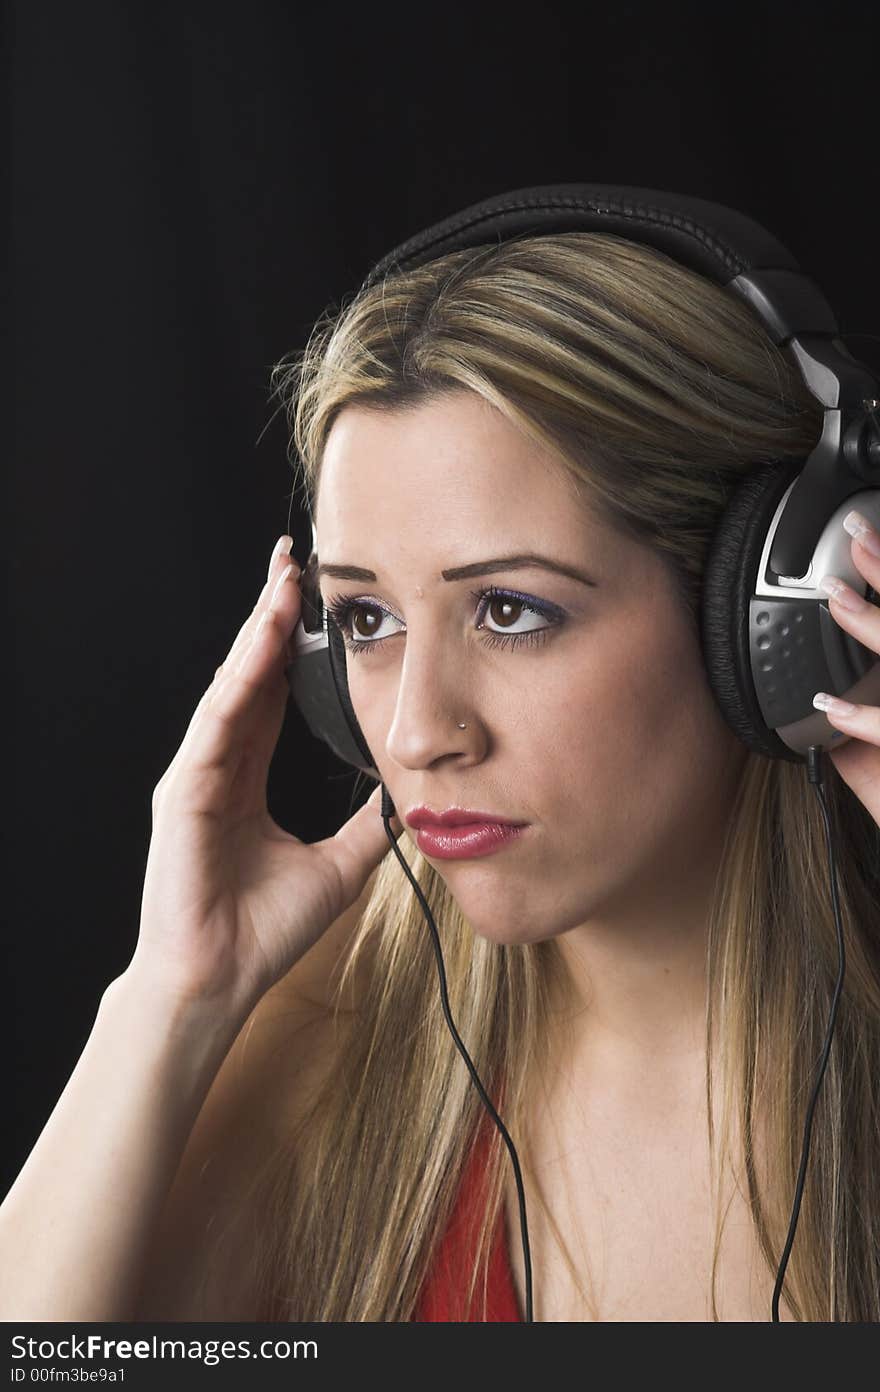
322;584;565;656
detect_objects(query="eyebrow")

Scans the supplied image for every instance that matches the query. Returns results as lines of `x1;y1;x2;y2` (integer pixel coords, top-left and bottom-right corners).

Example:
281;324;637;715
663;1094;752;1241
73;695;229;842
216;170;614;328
315;553;598;589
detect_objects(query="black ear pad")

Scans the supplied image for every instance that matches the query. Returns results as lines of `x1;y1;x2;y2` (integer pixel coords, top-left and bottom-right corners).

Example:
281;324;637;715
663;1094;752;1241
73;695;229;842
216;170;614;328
700;458;807;763
325;612;377;771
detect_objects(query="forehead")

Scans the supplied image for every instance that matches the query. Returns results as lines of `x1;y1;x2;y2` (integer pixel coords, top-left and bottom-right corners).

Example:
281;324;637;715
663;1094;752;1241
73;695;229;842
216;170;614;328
314;392;606;558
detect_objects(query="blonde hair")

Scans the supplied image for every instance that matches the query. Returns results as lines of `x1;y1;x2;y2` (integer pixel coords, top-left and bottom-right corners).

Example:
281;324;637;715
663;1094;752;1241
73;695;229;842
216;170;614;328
250;231;880;1320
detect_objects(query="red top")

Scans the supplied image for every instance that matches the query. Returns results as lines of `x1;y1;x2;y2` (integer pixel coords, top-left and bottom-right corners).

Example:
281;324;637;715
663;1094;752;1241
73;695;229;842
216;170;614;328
412;1119;523;1321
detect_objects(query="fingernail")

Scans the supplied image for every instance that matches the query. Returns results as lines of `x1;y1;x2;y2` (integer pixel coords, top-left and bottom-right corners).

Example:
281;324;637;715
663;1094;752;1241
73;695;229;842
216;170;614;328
268;535;293;577
817;574;862;610
843;510;880;558
813;691;858;716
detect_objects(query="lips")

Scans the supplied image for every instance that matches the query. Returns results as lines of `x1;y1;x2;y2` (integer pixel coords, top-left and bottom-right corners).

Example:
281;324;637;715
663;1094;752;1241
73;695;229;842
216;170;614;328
412;821;529;861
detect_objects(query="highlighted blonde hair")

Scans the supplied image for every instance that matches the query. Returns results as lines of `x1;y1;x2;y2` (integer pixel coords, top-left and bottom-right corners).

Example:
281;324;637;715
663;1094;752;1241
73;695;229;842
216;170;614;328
246;232;880;1320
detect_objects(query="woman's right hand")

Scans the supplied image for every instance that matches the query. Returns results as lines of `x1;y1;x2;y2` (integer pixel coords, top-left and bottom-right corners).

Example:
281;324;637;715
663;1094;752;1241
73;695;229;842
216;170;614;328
129;536;402;1023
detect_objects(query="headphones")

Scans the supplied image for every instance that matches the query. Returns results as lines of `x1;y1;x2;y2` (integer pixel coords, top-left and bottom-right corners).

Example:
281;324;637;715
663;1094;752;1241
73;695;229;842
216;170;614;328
284;184;880;1321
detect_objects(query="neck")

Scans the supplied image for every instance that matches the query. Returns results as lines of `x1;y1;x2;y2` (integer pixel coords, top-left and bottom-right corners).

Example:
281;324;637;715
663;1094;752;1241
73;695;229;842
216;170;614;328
546;825;728;1072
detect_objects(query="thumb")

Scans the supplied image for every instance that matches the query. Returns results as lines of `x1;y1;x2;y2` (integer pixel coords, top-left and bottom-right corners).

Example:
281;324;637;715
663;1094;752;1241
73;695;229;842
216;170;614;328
366;782;404;839
323;785;406;913
326;784;405;909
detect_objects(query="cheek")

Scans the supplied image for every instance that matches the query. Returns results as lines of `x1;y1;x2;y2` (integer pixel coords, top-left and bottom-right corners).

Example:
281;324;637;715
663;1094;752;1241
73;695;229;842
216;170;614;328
555;629;677;743
544;629;708;814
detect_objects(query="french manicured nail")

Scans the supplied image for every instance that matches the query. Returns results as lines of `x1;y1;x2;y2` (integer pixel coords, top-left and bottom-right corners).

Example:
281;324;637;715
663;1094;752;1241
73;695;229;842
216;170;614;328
817;574;862;610
813;691;858;717
843;509;880;558
268;535;294;578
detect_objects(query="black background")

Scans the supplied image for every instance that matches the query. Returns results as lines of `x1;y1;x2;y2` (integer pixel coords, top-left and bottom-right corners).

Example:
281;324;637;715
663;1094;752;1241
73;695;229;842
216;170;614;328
8;1;880;1190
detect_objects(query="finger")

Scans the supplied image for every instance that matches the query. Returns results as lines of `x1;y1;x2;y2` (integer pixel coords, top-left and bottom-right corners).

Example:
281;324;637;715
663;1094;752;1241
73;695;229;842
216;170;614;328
317;784;405;912
156;545;300;800
813;692;880;746
815;688;880;824
819;569;880;657
826;735;880;824
228;561;301;683
221;542;300;674
842;510;880;583
181;562;301;778
179;541;296;736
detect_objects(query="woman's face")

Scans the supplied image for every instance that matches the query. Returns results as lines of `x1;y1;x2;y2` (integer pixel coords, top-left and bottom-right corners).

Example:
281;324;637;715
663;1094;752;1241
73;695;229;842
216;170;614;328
314;390;748;949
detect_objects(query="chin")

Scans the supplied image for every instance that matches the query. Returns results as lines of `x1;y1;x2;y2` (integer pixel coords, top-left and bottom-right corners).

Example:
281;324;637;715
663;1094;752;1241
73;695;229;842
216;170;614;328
464;916;544;947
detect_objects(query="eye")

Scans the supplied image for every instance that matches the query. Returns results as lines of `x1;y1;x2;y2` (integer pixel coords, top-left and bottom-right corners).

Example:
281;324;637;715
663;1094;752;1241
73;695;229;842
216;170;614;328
322;584;566;656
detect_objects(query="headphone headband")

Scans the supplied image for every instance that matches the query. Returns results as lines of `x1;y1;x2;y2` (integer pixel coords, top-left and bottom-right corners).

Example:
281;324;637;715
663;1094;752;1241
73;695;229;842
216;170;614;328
361;183;878;582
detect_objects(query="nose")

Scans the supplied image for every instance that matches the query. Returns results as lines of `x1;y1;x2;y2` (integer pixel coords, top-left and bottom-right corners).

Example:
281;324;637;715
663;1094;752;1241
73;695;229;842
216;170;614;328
381;630;482;770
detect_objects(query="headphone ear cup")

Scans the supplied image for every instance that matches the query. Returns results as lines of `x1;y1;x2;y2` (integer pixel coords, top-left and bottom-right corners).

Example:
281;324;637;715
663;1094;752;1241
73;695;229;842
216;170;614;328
325;613;379;774
286;549;380;778
700;459;806;763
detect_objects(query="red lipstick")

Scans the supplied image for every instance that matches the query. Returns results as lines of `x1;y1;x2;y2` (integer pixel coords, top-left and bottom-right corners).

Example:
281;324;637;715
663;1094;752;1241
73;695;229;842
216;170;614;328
405;807;529;860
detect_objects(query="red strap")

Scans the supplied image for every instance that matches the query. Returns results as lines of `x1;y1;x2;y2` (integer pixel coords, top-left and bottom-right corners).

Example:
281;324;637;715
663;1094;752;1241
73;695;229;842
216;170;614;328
412;1121;522;1322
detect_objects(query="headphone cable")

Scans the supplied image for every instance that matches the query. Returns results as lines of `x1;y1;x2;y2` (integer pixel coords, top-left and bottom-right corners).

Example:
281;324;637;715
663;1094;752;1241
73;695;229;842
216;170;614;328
380;784;534;1322
771;744;846;1320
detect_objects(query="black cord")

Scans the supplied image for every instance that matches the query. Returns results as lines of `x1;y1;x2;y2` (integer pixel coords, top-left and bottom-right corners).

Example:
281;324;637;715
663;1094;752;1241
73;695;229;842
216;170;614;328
379;784;534;1323
771;745;846;1321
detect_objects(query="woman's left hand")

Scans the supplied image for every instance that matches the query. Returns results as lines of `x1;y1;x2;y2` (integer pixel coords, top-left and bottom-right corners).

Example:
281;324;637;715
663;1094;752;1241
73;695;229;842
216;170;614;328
811;508;880;829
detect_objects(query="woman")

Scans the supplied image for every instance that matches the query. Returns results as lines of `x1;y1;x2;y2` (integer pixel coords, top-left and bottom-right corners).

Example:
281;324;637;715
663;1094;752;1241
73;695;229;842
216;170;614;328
2;231;878;1322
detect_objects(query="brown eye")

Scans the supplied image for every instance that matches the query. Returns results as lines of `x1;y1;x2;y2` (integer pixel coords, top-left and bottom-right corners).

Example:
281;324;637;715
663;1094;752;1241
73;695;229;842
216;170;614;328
484;595;524;630
350;603;385;639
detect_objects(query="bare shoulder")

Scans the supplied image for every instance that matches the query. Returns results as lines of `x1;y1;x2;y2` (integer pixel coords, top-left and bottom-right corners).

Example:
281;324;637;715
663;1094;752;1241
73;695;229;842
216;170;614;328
133;868;380;1321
